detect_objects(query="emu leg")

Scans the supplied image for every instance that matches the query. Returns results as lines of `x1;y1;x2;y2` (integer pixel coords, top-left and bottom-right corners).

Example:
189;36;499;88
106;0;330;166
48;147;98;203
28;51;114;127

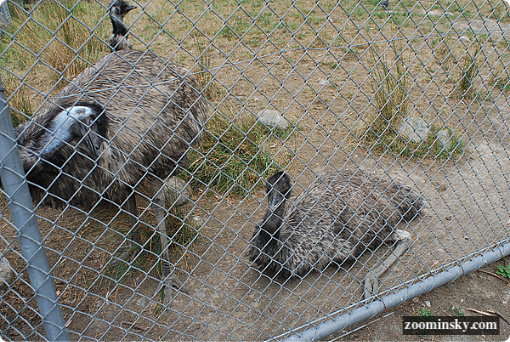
152;190;189;296
364;229;411;299
128;193;141;244
115;193;143;263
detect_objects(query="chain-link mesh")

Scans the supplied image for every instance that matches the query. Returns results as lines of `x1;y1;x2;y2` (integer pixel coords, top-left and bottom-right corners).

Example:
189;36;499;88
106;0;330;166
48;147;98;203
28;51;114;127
0;0;509;340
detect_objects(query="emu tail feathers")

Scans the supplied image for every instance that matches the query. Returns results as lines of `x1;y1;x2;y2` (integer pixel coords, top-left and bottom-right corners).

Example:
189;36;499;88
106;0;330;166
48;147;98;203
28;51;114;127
395;185;426;222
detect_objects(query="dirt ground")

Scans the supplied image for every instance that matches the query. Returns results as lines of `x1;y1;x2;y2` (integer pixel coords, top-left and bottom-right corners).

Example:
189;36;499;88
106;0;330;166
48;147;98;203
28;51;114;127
1;2;510;341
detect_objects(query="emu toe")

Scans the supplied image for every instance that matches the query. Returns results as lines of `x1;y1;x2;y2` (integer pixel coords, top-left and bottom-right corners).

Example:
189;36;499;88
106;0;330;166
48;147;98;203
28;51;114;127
364;272;381;299
164;273;189;295
363;230;412;300
161;270;189;305
112;242;143;268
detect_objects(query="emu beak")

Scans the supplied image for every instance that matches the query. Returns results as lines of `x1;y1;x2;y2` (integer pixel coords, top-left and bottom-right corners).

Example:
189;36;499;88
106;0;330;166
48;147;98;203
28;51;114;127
73;122;102;159
126;4;136;12
85;132;103;158
70;111;103;159
268;192;285;212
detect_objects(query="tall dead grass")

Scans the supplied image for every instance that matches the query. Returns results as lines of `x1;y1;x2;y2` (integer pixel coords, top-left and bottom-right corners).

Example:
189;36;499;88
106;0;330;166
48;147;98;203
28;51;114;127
1;0;109;120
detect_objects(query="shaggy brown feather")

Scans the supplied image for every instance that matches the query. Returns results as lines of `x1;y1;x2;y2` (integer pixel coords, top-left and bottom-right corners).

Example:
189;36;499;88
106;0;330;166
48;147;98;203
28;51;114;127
248;170;425;277
15;49;208;208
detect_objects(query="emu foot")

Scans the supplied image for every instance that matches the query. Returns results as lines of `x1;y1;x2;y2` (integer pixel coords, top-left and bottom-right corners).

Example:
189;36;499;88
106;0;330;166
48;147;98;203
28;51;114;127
363;230;412;300
164;273;189;295
112;242;143;268
364;272;380;299
162;261;189;295
161;273;190;306
159;265;189;306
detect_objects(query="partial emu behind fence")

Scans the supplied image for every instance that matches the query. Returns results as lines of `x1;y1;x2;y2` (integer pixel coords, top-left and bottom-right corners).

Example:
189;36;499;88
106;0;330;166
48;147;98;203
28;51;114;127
0;0;509;340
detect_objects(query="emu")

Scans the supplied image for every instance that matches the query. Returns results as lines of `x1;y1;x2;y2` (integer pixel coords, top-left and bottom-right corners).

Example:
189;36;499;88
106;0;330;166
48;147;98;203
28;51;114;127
11;3;208;294
248;170;425;298
108;0;136;51
378;0;389;10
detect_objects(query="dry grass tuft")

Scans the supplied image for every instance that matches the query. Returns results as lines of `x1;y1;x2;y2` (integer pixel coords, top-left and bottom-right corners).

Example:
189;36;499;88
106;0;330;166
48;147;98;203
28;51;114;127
1;0;109;117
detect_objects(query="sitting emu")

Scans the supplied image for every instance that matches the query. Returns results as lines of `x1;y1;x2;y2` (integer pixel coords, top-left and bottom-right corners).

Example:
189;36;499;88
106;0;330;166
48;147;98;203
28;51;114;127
248;170;425;298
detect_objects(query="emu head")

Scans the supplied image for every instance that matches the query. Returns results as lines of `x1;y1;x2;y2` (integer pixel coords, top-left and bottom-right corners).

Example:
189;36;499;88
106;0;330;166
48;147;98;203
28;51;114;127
265;171;292;212
36;103;107;162
109;0;136;25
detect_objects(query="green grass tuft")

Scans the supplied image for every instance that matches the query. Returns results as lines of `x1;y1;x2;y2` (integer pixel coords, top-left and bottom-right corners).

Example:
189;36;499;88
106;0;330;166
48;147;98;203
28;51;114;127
451;305;465;317
456;46;481;100
187;112;292;196
354;43;465;161
496;263;510;279
365;42;410;140
415;307;434;317
1;0;109;123
367;124;465;161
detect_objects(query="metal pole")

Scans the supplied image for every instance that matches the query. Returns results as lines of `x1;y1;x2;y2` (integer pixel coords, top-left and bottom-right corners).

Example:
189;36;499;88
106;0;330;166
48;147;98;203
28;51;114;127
282;241;510;341
0;76;69;341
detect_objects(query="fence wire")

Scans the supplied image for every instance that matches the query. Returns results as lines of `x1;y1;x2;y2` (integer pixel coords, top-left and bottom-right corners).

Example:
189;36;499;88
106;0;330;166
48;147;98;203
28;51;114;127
0;0;510;340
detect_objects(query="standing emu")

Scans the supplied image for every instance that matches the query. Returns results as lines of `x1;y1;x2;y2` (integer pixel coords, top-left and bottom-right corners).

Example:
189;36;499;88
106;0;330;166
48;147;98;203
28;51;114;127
248;170;425;298
108;0;136;51
11;4;208;294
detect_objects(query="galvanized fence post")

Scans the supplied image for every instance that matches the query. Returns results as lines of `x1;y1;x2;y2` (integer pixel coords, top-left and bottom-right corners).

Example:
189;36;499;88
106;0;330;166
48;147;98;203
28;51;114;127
0;75;69;341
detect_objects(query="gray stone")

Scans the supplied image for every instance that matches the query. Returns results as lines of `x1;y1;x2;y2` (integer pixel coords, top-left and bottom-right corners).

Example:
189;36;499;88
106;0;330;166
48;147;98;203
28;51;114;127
436;129;452;150
399;117;455;151
257;110;289;130
136;297;147;308
0;257;15;293
399;117;430;143
165;177;191;207
0;2;12;28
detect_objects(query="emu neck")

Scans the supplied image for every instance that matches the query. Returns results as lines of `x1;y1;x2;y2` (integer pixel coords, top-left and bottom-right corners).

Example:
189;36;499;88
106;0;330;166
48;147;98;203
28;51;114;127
111;17;128;37
259;192;287;242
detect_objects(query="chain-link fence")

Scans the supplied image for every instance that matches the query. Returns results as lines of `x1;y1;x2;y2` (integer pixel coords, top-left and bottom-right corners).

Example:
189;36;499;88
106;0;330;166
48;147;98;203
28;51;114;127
0;0;509;340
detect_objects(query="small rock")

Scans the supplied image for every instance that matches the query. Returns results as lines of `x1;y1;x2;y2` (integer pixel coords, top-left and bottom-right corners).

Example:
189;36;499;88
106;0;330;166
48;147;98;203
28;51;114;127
195;291;207;301
192;215;205;227
94;299;103;310
318;79;328;86
165;177;191;207
257;110;289;130
436;129;452;150
427;10;443;16
399;117;430;143
438;184;448;192
136;297;147;308
0;258;15;293
0;2;12;29
424;300;431;308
